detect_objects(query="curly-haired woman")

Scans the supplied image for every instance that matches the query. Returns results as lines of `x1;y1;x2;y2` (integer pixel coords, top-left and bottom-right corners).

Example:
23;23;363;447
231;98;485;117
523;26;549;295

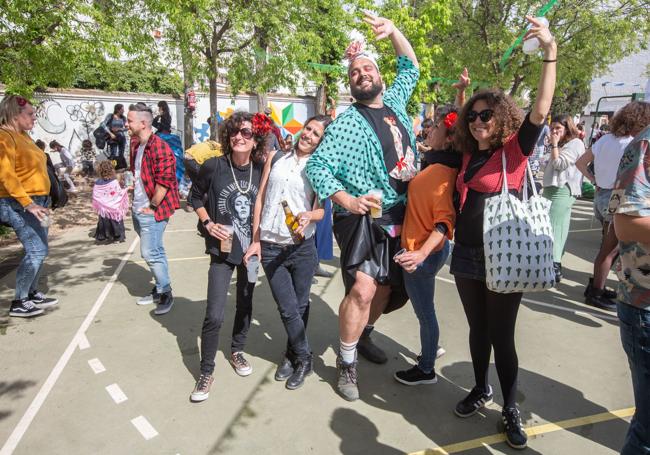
188;111;268;402
576;101;650;310
542;114;585;283
450;17;556;450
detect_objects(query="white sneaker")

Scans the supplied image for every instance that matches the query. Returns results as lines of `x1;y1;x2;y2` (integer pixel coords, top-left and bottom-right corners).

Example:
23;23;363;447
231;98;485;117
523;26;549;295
136;287;160;305
229;352;253;376
436;346;446;358
190;374;214;402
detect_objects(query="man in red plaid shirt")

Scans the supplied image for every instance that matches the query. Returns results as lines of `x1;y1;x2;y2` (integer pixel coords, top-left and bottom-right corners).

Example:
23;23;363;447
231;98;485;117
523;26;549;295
127;103;180;315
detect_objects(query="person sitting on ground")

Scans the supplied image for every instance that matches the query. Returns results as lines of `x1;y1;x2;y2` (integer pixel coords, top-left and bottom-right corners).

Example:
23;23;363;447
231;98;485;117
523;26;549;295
49;140;78;193
0;95;58;318
576;101;650;311
306;12;420;401
80;139;96;177
609;124;650;455
92;160;128;243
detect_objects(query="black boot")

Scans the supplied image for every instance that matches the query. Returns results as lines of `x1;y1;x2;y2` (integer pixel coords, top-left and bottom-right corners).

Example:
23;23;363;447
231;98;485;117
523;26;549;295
275;354;294;381
357;326;388;364
553;262;562;283
286;357;313;390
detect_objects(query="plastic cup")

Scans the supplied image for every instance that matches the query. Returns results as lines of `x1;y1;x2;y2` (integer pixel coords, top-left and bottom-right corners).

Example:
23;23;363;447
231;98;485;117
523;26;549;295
221;225;234;253
522;17;550;55
367;189;383;219
246;255;259;283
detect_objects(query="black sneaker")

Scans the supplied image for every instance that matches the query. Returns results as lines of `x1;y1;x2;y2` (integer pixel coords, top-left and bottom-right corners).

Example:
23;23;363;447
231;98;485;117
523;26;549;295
553;262;562;283
502;407;528;449
454;385;493;418
154;291;174;315
394;365;437;386
585;278;617;299
586;293;618;312
28;291;58;308
9;299;44;318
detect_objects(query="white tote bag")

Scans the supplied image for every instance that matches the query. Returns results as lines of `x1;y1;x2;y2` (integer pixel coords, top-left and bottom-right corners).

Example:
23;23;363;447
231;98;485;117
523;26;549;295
483;152;555;293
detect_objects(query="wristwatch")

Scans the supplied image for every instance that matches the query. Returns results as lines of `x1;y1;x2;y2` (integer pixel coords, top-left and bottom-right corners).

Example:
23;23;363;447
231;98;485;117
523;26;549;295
149;203;158;211
202;219;211;227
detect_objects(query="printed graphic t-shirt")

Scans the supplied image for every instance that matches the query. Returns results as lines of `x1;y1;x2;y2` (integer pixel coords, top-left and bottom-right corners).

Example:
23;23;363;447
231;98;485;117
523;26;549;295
189;155;262;265
354;103;414;225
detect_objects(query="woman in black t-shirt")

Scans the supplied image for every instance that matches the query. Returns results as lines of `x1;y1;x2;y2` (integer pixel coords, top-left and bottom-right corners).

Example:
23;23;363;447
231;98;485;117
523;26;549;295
450;17;557;450
188;111;269;402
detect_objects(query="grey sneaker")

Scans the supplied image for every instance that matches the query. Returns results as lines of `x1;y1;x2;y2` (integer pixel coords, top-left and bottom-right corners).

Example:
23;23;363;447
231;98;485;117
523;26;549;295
137;287;160;305
336;355;359;401
230;352;253;376
154;292;174;315
190;373;214;402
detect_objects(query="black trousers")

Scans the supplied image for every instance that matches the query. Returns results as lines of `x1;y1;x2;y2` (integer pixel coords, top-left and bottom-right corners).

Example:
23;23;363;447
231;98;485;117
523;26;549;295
200;255;255;375
454;276;522;408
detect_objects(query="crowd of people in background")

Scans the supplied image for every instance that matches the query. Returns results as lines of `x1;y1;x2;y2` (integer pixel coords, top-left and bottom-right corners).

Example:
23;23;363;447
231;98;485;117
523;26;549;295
1;12;650;454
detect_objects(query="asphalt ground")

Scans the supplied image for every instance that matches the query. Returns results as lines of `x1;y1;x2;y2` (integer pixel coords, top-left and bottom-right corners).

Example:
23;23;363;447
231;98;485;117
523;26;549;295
0;199;632;455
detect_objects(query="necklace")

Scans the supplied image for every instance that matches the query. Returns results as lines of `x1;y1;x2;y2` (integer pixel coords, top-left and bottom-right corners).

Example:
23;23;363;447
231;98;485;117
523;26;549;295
227;156;253;194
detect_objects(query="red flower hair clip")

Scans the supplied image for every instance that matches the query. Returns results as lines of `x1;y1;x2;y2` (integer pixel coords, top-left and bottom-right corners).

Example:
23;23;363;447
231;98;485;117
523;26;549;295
443;112;458;129
16;96;28;107
252;113;273;136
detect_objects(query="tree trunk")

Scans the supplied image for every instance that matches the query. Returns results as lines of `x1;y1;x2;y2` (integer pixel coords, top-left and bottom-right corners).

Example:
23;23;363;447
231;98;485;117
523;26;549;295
315;83;327;115
180;48;194;148
256;92;267;113
208;72;218;141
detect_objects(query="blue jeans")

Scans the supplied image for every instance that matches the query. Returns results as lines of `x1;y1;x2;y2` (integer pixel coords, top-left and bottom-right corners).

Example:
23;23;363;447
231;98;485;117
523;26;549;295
0;196;49;300
132;210;171;293
403;240;451;373
261;237;318;361
618;301;650;455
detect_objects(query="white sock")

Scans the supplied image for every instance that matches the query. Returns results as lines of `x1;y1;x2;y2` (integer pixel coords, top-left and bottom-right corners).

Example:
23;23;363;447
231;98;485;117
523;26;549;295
340;339;357;364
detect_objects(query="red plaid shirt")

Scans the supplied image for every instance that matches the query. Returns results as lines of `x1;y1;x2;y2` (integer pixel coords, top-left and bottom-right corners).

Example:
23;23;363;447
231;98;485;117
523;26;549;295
130;133;180;221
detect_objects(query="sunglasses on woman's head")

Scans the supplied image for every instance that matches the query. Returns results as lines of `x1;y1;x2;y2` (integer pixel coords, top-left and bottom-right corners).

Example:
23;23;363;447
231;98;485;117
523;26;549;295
230;127;253;140
467;109;494;123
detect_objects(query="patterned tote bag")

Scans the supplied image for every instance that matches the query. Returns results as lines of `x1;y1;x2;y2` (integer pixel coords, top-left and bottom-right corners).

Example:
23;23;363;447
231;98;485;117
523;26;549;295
483;152;555;293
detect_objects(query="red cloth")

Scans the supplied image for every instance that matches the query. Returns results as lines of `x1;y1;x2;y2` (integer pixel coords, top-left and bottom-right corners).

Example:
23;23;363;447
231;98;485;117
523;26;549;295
129;134;180;221
456;134;527;210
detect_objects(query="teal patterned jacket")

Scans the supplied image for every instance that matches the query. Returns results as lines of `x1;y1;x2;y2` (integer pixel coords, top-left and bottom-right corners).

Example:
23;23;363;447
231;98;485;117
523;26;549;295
306;55;420;212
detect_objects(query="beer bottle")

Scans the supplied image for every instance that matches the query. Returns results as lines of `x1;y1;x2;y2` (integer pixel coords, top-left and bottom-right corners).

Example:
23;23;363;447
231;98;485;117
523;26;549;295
281;200;304;243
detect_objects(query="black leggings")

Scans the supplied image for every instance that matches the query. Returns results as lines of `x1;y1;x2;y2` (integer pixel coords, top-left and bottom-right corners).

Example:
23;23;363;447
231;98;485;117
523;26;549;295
454;276;522;408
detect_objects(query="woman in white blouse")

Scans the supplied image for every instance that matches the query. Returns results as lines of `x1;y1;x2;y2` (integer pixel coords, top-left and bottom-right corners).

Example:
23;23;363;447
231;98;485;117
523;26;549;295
542;114;585;283
247;115;331;390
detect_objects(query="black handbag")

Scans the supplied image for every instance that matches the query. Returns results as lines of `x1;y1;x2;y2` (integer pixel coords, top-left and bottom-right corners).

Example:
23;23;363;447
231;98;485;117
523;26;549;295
45;154;68;209
93;125;108;150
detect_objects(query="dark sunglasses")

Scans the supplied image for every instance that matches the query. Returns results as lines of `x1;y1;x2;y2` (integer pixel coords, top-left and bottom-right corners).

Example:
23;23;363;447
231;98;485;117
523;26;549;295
230;127;253;140
467;109;494;123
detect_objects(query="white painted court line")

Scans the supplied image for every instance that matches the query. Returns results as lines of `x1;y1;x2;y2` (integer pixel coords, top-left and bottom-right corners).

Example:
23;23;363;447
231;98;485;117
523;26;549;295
131;416;159;440
569;228;602;233
435;276;618;322
105;383;128;404
77;334;90;350
0;237;140;455
87;358;106;374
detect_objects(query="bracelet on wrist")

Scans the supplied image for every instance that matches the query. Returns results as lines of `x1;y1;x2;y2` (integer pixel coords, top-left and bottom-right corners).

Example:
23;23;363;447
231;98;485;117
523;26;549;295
542;59;557;63
149;203;158;211
202;219;211;227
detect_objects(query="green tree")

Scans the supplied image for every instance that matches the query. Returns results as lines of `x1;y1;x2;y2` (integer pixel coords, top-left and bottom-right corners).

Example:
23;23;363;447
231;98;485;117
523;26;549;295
427;0;650;109
364;0;453;115
0;0;155;95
